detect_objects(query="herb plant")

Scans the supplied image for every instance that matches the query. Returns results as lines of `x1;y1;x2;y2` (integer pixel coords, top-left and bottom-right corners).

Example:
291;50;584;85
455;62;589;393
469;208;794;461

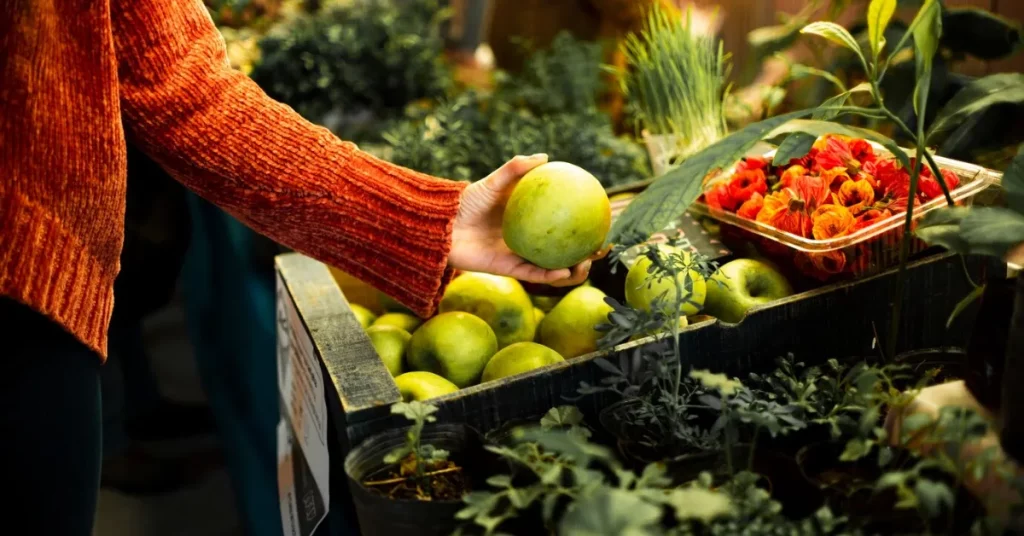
384;33;652;188
620;3;730;166
250;0;453;140
375;401;453;500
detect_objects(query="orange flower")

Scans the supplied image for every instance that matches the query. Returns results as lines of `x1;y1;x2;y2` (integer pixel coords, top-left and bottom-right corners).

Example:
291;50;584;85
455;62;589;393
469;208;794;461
737;192;764;220
811;204;855;240
779;165;808;189
850;208;891;232
791;173;831;213
820;167;852;193
836;179;875;213
757;188;812;237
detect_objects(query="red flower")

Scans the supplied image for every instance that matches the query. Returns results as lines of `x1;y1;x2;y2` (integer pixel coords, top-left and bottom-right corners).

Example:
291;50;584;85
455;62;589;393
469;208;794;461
728;169;768;204
737;193;764;220
779;165;809;189
863;158;909;197
849;138;876;164
736;156;769;173
705;182;740;211
918;168;961;200
813;135;862;173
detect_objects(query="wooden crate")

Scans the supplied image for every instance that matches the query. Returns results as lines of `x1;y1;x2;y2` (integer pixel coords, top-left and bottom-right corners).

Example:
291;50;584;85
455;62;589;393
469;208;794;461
277;250;992;449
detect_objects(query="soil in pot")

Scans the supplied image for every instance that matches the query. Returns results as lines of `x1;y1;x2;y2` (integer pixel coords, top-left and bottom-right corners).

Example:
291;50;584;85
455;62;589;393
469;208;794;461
666;445;823;518
344;423;489;536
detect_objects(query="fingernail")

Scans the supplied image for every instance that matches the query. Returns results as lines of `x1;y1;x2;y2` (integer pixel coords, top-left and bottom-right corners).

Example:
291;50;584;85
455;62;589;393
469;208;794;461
529;153;548;161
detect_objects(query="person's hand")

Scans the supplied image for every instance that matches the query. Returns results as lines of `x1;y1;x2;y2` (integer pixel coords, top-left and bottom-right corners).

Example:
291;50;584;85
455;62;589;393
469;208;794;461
449;155;604;286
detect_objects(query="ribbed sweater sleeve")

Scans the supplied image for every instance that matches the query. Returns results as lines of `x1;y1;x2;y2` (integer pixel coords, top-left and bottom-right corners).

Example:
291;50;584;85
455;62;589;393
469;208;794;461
111;0;466;317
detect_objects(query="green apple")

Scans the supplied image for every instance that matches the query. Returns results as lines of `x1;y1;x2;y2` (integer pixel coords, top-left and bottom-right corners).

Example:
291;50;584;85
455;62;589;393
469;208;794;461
393;372;459;401
406;312;498;387
481;342;564;383
372;312;422;333
366;325;411;377
624;245;707;316
350;304;377;329
703;259;794;323
538;286;614;358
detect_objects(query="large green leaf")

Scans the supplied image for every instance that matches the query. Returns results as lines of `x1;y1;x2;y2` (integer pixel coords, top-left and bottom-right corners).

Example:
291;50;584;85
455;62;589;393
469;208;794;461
773;132;818;166
801;22;867;64
749;20;805;61
958;207;1024;258
916;206;973;254
868;0;898;60
942;7;1024;60
766;119;912;171
558;488;662;536
606;110;817;246
910;0;942;119
1005;144;1024;215
927;73;1024;143
787;62;847;92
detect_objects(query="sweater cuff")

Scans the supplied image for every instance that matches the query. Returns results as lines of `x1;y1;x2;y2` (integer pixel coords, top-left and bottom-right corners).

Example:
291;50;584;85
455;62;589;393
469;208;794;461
321;149;468;318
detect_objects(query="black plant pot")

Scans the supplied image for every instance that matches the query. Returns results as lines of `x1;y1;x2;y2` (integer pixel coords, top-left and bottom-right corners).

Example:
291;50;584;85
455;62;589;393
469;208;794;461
598;399;692;469
891;347;973;389
1000;275;1024;464
796;440;924;533
965;277;1016;414
666;445;822;518
344;423;487;536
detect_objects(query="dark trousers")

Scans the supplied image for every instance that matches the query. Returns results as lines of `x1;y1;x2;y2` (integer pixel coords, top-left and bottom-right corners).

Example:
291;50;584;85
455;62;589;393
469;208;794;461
0;298;102;535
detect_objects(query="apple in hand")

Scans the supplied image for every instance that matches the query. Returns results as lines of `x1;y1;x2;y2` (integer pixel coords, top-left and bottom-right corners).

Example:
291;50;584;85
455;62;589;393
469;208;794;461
703;259;793;323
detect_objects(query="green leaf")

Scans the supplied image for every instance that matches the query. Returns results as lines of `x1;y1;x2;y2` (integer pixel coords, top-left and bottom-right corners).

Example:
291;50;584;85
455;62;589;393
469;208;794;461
914;479;955;518
540;406;586;429
507;486;542;509
928;73;1024;142
773;132;818;166
942;7;1024;60
787;62;847;92
900;412;936;440
947;284;985;329
959;207;1024;259
868;0;898;59
1005;144;1024;215
666;488;735;523
910;0;943;118
607;109;818;246
487;475;512;488
876;471;908;489
749;19;806;61
840;438;874;461
383;445;412;465
915;206;972;253
558;488;662;536
391;400;439;423
812;82;872;120
801;22;866;61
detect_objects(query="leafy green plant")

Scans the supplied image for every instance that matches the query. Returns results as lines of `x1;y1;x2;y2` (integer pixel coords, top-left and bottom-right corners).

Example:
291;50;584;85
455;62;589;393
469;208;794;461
608;0;1021;359
619;3;730;165
249;0;453;140
381;401;451;498
384;33;652;187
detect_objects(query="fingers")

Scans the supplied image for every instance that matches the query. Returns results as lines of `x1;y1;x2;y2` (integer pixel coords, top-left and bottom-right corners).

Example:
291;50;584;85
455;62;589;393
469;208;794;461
482;154;549;193
513;260;592;287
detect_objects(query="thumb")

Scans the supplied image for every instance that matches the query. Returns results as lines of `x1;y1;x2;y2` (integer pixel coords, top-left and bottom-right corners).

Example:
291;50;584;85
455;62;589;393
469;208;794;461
483;154;549;193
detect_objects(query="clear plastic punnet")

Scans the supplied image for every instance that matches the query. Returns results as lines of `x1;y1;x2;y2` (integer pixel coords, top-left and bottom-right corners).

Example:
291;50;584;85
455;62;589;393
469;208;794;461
689;143;1002;282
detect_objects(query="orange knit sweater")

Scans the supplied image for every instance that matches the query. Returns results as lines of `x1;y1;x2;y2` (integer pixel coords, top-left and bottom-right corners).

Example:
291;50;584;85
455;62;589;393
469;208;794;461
0;0;466;359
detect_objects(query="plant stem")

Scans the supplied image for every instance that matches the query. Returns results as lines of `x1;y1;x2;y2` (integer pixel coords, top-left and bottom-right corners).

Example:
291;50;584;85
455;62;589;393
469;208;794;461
886;141;925;361
363;466;462;487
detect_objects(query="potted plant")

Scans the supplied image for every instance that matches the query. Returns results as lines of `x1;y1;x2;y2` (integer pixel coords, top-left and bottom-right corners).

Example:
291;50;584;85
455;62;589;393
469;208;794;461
344;401;488;536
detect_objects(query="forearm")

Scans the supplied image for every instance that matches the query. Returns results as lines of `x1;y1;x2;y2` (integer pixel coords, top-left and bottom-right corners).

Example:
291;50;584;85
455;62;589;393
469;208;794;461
112;0;465;316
